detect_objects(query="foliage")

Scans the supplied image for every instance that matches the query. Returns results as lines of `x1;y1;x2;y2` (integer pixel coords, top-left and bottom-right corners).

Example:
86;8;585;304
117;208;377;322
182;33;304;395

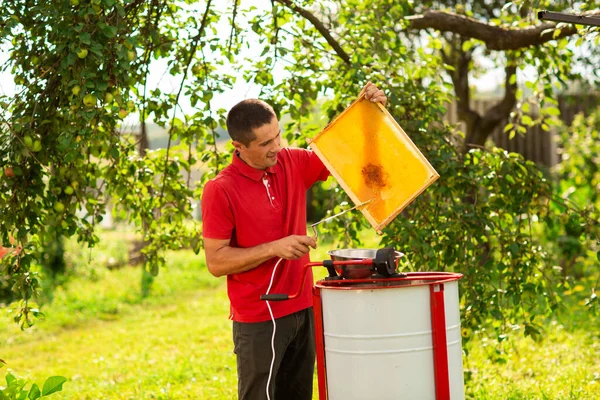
542;110;600;311
1;0;215;325
0;0;598;343
0;361;66;400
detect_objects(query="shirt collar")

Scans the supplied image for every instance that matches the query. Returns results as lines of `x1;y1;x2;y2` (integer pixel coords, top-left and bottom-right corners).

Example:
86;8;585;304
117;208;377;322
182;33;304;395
232;151;277;181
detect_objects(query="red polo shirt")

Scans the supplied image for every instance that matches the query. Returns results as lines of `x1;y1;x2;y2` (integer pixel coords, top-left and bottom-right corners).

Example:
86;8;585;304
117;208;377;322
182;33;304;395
201;147;330;322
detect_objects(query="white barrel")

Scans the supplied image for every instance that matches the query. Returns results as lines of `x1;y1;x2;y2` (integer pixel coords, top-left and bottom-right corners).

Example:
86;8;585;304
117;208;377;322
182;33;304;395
318;276;464;400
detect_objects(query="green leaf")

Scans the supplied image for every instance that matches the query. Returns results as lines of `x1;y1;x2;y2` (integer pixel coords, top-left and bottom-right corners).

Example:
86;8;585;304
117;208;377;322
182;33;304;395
552;28;562;39
521;115;533;126
41;376;67;396
462;40;474;52
79;32;91;45
597;250;600;263
28;384;41;400
6;372;16;386
102;26;117;38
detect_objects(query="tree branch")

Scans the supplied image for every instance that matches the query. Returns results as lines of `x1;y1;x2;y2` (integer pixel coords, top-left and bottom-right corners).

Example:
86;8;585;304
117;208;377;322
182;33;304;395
480;63;517;132
274;0;350;64
465;62;517;147
159;0;212;207
405;10;600;51
444;39;480;135
228;0;239;54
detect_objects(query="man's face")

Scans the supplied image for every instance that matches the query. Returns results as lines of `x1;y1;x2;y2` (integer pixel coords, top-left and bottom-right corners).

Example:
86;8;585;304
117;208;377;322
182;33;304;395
234;117;281;170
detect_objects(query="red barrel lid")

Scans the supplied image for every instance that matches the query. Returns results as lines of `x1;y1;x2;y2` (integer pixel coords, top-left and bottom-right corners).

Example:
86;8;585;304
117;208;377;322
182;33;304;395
314;271;462;290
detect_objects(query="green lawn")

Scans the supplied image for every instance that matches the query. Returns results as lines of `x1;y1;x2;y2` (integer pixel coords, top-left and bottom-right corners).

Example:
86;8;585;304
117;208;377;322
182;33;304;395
0;232;599;399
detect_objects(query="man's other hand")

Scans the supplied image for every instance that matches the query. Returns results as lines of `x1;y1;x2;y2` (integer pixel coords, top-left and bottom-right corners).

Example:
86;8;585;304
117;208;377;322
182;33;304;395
271;235;317;260
360;81;387;106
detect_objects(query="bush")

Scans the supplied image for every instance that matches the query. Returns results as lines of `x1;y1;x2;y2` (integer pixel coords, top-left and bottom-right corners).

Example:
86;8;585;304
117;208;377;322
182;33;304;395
0;360;66;400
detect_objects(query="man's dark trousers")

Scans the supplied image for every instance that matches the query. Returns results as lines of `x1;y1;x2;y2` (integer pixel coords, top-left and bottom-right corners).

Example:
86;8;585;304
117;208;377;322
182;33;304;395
233;307;315;400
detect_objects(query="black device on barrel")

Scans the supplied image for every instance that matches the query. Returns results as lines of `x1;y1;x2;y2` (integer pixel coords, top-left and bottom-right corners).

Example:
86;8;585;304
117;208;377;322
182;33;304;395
261;248;405;301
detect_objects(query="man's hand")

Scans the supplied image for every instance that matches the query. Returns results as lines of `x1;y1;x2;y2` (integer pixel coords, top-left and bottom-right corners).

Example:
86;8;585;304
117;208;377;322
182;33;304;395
360;81;387;106
271;235;317;260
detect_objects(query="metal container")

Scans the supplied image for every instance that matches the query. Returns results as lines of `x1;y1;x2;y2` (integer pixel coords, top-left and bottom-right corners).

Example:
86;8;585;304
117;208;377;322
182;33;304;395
327;248;404;279
312;272;465;400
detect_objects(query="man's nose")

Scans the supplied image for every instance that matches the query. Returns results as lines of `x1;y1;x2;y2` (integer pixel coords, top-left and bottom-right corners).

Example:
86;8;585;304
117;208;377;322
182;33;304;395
271;139;281;153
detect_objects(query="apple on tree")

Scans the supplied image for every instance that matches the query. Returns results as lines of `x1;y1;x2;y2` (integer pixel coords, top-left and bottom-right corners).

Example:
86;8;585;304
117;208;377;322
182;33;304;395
76;48;88;59
23;135;33;149
3;167;14;178
83;94;96;107
53;202;65;213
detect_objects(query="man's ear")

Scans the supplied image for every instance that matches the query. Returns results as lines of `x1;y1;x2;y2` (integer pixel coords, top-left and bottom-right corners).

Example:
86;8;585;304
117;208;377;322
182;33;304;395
232;140;244;151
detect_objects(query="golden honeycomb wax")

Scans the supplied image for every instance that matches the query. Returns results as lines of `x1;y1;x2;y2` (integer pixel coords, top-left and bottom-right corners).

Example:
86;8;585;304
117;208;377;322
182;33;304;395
309;95;439;233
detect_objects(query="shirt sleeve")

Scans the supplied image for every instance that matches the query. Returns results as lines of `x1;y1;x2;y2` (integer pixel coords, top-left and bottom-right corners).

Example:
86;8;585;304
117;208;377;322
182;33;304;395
290;148;330;189
201;179;235;240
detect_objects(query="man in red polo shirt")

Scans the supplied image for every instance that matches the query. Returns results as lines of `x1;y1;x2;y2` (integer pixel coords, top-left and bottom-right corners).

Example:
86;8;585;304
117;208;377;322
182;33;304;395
202;83;386;400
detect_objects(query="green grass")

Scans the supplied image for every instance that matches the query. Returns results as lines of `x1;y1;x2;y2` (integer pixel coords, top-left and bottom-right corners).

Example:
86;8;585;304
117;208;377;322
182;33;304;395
1;230;599;399
465;325;600;399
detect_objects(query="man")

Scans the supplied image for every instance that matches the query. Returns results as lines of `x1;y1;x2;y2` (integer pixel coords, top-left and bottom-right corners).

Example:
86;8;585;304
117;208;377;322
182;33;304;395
201;82;386;400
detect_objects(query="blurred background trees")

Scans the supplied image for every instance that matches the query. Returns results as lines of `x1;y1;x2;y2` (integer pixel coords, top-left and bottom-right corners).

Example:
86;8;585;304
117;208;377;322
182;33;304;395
1;0;598;343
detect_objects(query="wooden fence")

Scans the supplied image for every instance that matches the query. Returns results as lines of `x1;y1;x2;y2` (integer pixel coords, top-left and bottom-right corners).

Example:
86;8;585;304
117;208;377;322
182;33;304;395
443;94;599;168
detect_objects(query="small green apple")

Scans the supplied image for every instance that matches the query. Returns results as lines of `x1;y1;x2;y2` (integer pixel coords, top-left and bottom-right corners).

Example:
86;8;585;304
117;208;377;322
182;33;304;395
61;220;69;230
71;180;79;189
118;109;129;119
70;0;79;5
32;140;42;152
83;94;96;107
127;50;136;62
72;85;81;96
104;92;114;103
64;185;74;195
126;100;135;111
77;48;88;59
23;135;33;149
54;202;65;213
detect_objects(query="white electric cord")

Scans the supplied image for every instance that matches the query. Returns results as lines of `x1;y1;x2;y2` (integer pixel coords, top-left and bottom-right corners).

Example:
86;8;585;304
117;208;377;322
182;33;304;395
265;257;284;400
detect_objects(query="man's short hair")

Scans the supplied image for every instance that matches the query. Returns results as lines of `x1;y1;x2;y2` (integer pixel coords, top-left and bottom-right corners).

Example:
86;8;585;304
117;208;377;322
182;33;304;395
226;99;276;146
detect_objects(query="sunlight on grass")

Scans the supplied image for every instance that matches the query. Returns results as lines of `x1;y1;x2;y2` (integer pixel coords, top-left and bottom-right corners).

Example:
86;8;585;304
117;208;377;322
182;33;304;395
1;230;599;399
465;324;600;399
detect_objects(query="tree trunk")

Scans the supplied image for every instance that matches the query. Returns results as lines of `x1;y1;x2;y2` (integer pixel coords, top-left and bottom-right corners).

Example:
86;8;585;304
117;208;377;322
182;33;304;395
442;41;517;152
